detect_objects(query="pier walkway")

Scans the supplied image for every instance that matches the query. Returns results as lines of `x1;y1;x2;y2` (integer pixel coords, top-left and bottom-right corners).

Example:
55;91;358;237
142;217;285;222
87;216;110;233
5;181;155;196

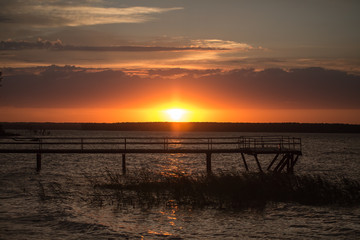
0;136;302;173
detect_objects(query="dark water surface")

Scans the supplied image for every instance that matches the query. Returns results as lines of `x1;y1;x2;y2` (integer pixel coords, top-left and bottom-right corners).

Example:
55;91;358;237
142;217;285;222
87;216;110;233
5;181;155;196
1;131;360;239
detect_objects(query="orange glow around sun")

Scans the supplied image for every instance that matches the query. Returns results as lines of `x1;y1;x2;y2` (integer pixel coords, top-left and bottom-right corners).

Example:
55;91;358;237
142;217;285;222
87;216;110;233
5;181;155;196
1;107;359;123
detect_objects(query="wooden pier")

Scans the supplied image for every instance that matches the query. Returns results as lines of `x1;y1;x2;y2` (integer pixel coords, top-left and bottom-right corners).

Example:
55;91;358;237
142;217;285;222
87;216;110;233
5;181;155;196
0;136;302;173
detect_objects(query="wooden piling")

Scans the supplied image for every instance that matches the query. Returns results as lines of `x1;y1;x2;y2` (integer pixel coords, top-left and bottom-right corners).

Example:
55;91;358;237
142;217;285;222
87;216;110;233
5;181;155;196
267;153;279;171
122;154;126;175
274;154;287;172
240;153;249;171
36;153;41;171
206;153;212;174
277;154;290;172
291;155;300;171
286;154;293;173
253;154;263;172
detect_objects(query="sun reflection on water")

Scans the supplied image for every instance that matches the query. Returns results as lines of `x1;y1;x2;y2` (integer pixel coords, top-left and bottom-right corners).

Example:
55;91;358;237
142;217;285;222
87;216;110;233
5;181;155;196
146;200;180;238
160;153;188;177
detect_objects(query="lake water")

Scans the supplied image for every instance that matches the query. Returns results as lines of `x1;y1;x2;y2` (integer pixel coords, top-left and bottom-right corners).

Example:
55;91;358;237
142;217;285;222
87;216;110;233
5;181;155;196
1;131;360;239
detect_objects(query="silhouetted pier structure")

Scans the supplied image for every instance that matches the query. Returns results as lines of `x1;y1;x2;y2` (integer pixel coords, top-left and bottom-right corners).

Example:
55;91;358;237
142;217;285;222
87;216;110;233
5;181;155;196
0;136;302;173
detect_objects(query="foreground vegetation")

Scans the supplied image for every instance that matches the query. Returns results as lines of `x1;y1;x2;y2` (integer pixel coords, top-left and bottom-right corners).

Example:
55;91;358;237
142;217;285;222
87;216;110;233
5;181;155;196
88;171;360;210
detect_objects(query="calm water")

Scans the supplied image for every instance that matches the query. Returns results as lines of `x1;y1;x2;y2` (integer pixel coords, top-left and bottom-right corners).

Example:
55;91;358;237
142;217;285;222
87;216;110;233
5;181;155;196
1;131;360;239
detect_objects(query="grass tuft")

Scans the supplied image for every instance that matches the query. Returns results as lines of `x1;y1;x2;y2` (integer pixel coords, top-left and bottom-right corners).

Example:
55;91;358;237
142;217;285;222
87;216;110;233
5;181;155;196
87;170;360;210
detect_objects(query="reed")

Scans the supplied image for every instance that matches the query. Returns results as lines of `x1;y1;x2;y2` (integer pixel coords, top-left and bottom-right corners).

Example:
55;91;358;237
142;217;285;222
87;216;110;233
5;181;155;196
88;170;360;210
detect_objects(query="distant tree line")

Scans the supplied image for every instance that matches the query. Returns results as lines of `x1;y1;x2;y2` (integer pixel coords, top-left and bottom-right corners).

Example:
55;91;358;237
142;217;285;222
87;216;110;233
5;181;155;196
1;122;360;133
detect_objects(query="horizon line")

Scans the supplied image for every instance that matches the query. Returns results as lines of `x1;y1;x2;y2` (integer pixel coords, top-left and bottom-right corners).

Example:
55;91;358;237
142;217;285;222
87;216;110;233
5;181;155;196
1;121;359;125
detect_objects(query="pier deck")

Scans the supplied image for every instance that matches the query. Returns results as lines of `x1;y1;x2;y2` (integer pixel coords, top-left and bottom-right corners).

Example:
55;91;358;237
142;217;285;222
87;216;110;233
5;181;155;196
0;136;302;173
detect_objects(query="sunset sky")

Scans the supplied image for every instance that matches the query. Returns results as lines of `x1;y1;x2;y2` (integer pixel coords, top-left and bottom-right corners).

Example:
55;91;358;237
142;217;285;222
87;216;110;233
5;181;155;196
0;0;359;123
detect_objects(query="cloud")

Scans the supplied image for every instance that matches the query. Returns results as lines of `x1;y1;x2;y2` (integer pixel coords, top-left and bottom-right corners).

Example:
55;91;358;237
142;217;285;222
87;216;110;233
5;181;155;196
191;39;258;51
1;65;359;110
1;38;359;74
0;1;183;27
0;38;224;52
0;38;64;50
168;56;360;75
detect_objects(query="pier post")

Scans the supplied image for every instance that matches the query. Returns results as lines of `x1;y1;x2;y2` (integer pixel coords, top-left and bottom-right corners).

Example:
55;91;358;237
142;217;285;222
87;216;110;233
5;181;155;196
286;154;293;173
36;153;41;171
253;154;263;172
206;153;212;174
291;155;300;172
267;153;279;171
277;154;290;173
122;154;126;175
240;153;249;171
274;154;287;172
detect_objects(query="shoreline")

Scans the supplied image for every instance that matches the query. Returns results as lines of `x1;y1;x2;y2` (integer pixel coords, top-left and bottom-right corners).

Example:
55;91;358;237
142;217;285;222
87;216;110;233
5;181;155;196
1;122;360;133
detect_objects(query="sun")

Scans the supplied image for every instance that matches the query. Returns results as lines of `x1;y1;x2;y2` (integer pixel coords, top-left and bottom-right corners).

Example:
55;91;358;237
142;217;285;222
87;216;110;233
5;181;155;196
165;108;186;122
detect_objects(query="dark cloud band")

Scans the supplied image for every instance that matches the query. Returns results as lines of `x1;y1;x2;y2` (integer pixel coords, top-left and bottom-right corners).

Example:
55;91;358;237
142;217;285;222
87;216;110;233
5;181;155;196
1;65;359;109
0;39;226;52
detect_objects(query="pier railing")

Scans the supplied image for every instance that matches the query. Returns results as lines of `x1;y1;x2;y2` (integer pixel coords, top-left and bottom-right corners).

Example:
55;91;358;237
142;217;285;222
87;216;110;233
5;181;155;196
0;136;302;173
0;136;301;152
